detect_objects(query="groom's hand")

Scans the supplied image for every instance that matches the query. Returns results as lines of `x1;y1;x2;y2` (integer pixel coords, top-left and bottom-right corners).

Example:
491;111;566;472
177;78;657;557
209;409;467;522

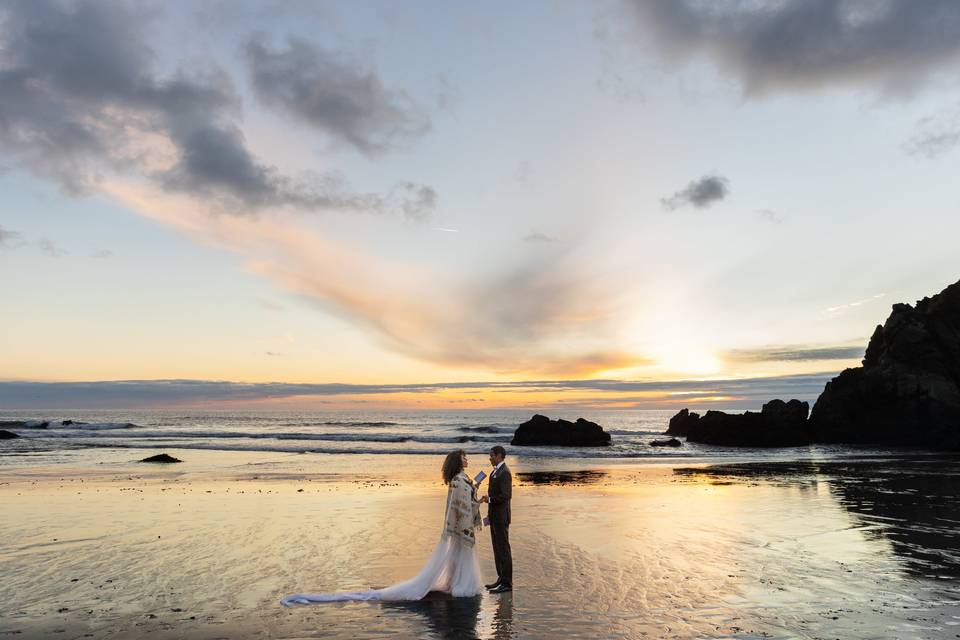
479;495;489;503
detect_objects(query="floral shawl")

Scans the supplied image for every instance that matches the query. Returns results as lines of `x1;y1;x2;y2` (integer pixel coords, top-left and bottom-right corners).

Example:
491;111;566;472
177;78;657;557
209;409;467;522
443;471;482;547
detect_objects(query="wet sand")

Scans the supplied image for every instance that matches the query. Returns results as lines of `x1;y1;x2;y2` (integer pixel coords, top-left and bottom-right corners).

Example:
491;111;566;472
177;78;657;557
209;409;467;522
1;450;959;639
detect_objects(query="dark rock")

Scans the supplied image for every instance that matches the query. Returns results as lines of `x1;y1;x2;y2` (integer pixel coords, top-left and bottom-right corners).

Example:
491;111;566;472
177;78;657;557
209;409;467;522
650;438;683;447
0;429;19;439
665;408;700;437
62;420;74;425
810;279;960;449
511;414;611;446
139;454;182;463
681;399;811;447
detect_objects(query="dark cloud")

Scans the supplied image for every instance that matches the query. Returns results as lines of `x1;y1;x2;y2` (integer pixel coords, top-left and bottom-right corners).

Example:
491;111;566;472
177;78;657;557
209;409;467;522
725;345;865;363
0;0;435;216
625;0;960;95
0;373;832;409
245;36;430;156
661;174;729;210
0;224;23;248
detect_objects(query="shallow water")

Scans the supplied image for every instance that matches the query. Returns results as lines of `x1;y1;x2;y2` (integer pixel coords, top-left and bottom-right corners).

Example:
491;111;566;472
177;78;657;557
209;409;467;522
1;452;959;638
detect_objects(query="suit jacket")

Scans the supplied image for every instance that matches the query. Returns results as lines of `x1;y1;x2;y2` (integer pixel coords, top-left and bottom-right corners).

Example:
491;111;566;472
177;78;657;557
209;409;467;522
487;463;512;525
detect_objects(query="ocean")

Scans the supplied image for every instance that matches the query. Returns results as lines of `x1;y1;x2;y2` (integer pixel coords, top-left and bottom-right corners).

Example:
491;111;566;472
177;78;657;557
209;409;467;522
0;408;890;464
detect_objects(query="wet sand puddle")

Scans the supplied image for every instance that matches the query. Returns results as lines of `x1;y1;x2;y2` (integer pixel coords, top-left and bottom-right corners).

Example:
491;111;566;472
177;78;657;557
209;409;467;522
1;455;959;638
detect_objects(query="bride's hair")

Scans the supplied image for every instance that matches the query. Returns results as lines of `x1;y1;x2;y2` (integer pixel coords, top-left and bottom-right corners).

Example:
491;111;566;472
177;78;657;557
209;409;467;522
441;449;466;485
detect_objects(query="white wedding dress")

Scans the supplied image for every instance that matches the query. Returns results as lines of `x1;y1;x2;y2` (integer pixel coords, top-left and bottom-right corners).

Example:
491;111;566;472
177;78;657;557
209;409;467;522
281;471;483;605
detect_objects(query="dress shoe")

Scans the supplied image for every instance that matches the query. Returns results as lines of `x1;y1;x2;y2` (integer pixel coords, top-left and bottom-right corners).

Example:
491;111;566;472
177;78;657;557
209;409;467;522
489;583;512;593
484;580;501;590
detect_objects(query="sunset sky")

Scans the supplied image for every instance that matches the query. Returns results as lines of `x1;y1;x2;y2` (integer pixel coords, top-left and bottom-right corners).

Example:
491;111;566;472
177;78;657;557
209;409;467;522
2;1;959;409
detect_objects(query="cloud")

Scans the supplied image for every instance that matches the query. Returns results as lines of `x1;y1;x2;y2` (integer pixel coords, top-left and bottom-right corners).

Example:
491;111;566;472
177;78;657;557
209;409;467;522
0;0;434;217
661;174;729;210
523;231;557;243
92;249;113;259
904;106;960;158
822;293;886;315
625;0;960;95
0;224;23;248
0;372;833;409
104;181;635;377
245;36;430;156
757;209;784;224
725;345;865;363
38;238;68;258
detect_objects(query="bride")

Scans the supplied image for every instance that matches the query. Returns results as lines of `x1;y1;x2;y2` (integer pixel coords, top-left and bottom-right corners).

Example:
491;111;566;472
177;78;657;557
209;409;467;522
281;449;484;605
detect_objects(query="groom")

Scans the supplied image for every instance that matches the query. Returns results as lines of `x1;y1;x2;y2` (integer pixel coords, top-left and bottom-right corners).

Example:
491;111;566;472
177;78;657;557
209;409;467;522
480;445;512;593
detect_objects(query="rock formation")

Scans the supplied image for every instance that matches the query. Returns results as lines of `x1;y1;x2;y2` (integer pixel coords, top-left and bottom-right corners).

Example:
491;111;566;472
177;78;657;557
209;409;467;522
673;399;810;447
809;279;960;449
665;409;700;437
139;453;182;463
650;438;683;447
511;414;611;446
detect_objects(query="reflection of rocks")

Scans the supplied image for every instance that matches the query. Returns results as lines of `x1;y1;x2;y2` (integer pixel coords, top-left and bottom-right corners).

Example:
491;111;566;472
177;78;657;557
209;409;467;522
517;470;609;486
380;592;482;640
0;429;19;439
676;400;810;447
810;279;960;449
511;414;611;447
675;457;960;577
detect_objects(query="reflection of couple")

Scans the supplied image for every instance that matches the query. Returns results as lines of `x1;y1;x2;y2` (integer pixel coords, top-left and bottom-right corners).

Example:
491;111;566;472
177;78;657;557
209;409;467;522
281;446;513;605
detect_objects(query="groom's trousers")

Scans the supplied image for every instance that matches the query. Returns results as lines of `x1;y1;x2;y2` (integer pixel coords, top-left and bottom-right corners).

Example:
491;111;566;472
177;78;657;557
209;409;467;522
489;518;512;586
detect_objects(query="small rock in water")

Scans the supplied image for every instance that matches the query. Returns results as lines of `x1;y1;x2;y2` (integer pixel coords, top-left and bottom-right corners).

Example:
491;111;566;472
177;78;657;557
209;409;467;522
139;454;182;464
0;429;19;439
650;438;683;447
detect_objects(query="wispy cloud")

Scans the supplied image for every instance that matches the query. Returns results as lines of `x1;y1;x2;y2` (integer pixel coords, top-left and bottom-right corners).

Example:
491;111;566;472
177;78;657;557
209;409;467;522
661;174;729;211
625;0;960;96
103;181;641;377
92;249;113;259
904;105;960;158
822;293;886;316
0;373;833;409
38;238;68;258
523;231;557;243
724;344;864;363
757;209;784;224
0;224;23;248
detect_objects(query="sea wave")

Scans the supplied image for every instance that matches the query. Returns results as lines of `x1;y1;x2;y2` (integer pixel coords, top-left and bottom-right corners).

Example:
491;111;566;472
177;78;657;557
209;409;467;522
71;441;693;458
0;420;140;430
15;429;507;445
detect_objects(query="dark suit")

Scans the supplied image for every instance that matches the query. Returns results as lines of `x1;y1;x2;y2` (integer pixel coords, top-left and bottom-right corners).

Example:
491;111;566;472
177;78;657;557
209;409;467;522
487;463;513;587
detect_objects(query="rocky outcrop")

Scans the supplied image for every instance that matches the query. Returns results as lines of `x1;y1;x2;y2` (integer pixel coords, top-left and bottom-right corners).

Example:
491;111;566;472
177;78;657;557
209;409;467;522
0;429;19;439
650;438;682;447
511;414;611;447
139;453;182;463
809;279;960;449
665;409;700;437
675;399;811;447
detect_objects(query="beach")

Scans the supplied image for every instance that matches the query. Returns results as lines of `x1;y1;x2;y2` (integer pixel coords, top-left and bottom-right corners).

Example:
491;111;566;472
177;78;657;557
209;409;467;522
2;447;959;639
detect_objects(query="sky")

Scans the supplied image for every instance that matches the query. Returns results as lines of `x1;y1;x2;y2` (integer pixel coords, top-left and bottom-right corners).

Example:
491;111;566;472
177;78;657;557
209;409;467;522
2;0;960;410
